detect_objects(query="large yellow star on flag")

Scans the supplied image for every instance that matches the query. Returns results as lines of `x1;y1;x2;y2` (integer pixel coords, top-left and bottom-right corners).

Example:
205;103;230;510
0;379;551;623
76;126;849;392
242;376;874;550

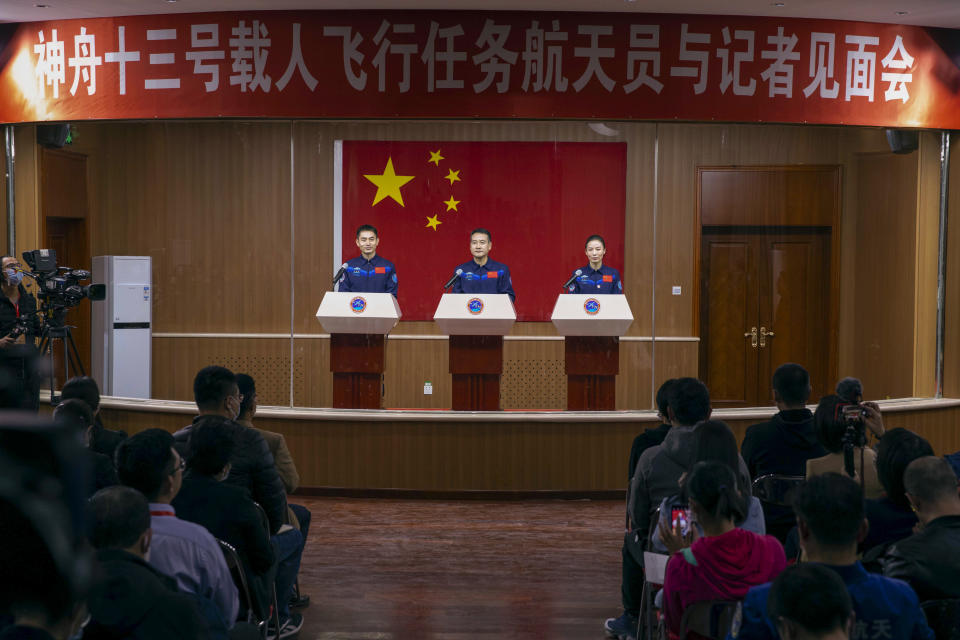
428;150;444;166
444;169;461;185
364;157;414;206
425;214;442;230
443;196;460;212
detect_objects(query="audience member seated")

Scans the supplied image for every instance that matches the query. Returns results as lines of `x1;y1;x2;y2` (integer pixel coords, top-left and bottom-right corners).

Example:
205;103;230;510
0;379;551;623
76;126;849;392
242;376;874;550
628;378;677;482
606;377;723;640
51;398;117;495
236;374;311;610
663;461;786;639
741;363;824;542
654;420;765;556
861;429;934;555
729;473;934;640
945;450;960;479
807;382;884;499
60;375;126;460
172;420;305;638
766;564;853;640
173;366;288;536
881;456;960;600
115;428;239;633
84;485;207;639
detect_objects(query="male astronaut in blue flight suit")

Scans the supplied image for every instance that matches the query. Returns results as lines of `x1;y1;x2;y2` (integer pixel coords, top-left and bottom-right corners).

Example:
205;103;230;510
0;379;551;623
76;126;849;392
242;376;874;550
338;224;398;296
450;228;515;301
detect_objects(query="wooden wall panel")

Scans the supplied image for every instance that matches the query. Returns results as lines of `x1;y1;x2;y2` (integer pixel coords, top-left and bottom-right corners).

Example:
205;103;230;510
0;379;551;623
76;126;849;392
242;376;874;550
151;337;292;405
945;136;960;397
853;153;918;399
700;167;839;227
13;125;40;257
293;338;333;408
384;337;450;409
913;132;941;397
84;122;292;334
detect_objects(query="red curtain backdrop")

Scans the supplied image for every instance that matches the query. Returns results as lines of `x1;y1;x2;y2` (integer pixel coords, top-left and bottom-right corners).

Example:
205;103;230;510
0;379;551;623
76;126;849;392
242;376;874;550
339;141;627;321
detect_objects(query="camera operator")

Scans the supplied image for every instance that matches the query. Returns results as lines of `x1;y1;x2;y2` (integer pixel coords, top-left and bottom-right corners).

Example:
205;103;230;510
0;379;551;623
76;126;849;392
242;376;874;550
0;256;41;410
807;378;886;499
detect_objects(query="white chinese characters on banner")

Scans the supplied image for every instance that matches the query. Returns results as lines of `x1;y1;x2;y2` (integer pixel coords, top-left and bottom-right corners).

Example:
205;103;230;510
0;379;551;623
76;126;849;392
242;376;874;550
30;20;917;108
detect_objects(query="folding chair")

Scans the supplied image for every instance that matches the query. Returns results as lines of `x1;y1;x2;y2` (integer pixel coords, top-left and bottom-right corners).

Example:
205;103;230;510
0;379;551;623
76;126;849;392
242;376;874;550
252;502;283;637
217;538;270;639
751;474;805;507
678;600;739;640
921;599;960;640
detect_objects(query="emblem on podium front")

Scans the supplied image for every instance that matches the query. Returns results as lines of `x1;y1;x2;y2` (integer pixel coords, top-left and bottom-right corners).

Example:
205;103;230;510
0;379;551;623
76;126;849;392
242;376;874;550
350;296;367;313
584;298;601;315
467;298;484;314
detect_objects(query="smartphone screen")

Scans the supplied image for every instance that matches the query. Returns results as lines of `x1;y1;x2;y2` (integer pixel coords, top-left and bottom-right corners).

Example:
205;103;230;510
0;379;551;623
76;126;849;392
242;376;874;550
670;505;690;535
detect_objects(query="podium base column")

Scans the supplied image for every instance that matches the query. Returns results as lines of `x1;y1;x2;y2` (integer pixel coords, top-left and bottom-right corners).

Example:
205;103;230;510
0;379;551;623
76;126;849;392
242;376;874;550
332;373;382;409
451;373;501;411
567;374;616;411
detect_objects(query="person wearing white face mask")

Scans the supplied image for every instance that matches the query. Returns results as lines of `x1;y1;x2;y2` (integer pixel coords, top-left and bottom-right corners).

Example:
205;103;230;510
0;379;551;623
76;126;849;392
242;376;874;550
172;366;289;538
0;255;41;409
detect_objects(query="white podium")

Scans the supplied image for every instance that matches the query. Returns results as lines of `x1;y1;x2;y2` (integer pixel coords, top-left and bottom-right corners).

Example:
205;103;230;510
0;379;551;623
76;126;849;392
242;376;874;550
433;294;516;410
315;292;401;409
550;294;634;410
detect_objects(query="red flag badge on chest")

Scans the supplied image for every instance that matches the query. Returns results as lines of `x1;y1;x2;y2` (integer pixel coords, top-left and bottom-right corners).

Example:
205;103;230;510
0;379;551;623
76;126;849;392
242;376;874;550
603;275;614;282
375;267;386;274
487;271;499;278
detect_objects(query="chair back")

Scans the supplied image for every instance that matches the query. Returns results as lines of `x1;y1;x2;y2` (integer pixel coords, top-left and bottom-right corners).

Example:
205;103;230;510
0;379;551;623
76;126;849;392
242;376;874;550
752;474;805;507
251;502;282;635
922;599;960;640
679;600;739;640
216;538;262;630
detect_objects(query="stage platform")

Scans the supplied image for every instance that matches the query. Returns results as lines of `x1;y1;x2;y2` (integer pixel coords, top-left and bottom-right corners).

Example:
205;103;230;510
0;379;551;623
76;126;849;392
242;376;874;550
81;395;960;497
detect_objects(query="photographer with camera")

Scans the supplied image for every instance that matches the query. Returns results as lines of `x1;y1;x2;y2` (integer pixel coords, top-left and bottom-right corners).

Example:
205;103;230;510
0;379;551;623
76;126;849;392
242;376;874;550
0;255;41;410
807;378;886;499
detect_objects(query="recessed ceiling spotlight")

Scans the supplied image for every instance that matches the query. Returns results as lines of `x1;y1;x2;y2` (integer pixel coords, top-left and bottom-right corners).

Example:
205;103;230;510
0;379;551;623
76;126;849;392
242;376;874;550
895;10;909;15
34;3;49;7
771;2;786;6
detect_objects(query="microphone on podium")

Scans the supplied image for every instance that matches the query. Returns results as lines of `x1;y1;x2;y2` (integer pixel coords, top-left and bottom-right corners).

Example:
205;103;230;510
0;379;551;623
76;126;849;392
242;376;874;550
332;263;348;287
562;269;582;289
443;269;463;290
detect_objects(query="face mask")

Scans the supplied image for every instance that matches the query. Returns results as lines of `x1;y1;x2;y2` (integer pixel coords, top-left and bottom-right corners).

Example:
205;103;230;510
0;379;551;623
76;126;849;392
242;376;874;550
4;269;22;287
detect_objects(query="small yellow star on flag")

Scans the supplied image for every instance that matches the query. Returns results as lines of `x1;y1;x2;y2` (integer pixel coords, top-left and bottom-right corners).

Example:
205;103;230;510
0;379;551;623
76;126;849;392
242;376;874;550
364;157;414;206
444;169;461;185
428;150;444;166
425;214;442;230
443;196;460;212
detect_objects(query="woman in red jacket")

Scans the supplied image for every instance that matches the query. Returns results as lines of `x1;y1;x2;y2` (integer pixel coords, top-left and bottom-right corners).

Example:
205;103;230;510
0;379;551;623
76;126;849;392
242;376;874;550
662;461;786;639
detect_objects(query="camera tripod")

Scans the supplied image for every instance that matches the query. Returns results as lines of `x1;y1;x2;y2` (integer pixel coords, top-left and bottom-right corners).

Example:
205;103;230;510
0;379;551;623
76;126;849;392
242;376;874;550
37;309;86;405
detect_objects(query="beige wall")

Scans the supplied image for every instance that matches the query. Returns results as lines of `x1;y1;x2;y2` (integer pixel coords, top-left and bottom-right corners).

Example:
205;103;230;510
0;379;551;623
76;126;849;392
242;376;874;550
14;119;944;407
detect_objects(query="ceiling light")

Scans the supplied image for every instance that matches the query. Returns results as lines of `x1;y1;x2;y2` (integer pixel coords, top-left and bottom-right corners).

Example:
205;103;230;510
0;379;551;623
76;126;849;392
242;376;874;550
771;2;785;6
34;3;49;7
895;10;909;15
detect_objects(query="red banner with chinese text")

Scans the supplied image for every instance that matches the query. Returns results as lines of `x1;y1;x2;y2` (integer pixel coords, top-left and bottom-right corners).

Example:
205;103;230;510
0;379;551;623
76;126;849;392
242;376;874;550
1;11;960;128
338;141;627;321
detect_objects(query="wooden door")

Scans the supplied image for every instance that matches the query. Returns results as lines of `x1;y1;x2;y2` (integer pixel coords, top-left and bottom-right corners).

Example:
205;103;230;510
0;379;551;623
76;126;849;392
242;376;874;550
700;230;830;407
44;217;92;388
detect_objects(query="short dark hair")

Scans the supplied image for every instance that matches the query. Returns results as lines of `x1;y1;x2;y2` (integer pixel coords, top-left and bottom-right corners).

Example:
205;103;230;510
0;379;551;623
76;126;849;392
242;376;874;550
470;228;492;242
772;363;810;406
584;234;606;249
52;398;94;434
876;428;934;509
794;473;865;547
687;461;747;523
193;366;237;412
768;564;852;636
86;486;150;550
61;376;101;412
812;394;847;453
904;456;959;504
356;224;378;238
236;373;256;417
655;379;677;417
667;377;710;426
187;420;236;476
115;429;176;501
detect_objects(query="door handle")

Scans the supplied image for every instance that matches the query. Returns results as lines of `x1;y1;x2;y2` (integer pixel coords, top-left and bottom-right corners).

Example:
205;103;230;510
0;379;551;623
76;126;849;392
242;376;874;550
760;326;775;348
744;326;758;348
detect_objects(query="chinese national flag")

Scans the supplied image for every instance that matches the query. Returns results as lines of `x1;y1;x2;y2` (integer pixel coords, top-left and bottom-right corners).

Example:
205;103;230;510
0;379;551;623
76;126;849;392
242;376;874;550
339;141;626;321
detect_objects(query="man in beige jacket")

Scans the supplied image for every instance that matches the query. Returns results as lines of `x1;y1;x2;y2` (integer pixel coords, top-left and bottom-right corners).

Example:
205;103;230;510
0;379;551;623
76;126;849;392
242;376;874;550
237;374;311;610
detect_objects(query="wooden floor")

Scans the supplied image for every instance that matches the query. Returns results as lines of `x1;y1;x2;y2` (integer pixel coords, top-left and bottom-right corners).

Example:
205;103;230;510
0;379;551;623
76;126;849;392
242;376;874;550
294;496;624;639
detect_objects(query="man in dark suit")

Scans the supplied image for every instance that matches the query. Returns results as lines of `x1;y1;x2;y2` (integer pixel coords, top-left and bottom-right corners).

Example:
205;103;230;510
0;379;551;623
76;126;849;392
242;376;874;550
174;419;304;638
